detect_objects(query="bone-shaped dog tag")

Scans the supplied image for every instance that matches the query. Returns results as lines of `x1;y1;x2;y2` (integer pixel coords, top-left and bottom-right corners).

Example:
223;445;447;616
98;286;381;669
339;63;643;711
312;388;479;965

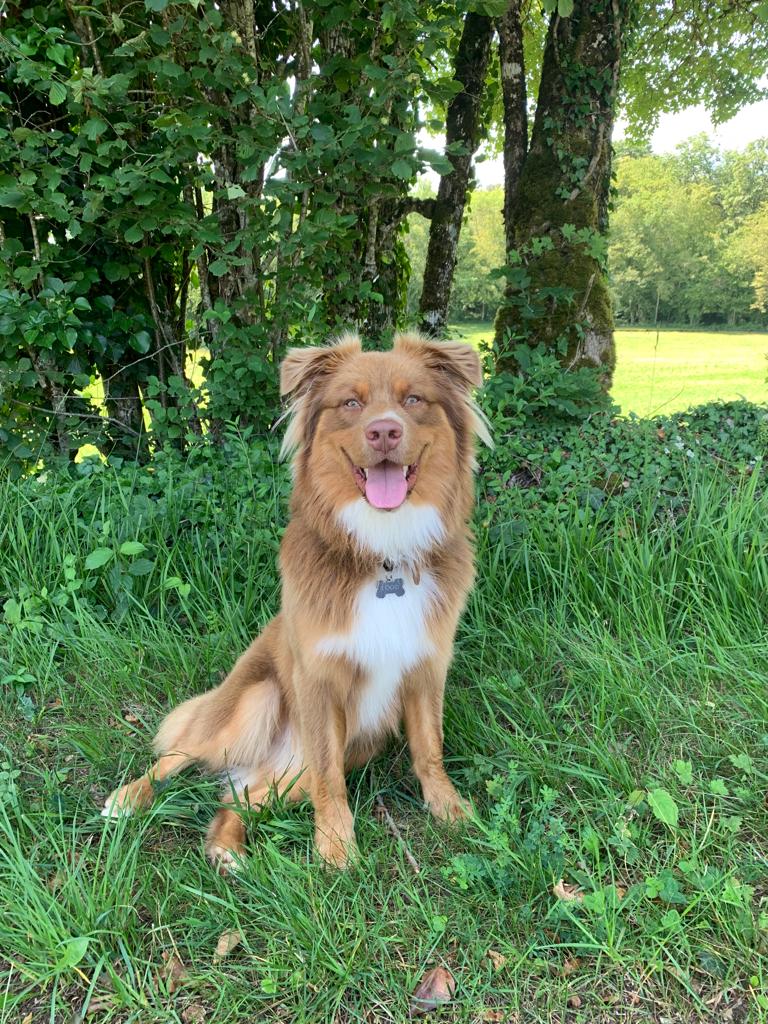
376;577;405;598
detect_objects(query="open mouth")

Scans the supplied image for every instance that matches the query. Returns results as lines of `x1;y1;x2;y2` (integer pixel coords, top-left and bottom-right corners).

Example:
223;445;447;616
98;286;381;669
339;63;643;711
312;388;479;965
345;454;421;510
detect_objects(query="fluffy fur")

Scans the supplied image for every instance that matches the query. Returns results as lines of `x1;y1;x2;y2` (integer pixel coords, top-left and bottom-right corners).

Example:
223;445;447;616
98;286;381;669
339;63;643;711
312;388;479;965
103;331;490;869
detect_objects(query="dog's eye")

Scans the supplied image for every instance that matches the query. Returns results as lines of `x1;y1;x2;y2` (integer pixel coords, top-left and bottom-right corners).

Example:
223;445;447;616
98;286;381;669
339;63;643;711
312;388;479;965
344;398;361;410
404;394;421;406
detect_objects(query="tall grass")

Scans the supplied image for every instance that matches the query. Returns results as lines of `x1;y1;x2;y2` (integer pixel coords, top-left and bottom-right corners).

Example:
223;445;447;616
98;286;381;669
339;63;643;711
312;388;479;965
1;453;767;1021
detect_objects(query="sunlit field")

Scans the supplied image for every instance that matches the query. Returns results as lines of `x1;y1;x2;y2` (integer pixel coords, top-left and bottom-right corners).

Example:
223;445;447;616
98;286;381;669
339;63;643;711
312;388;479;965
451;324;768;415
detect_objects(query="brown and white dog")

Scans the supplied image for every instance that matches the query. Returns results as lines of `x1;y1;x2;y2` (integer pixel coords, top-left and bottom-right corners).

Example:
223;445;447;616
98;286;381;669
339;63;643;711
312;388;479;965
103;332;490;869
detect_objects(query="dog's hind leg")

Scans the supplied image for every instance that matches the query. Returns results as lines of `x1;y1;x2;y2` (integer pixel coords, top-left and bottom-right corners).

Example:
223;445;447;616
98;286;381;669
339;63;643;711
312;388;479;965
205;726;308;871
102;634;283;821
205;770;309;872
101;750;192;818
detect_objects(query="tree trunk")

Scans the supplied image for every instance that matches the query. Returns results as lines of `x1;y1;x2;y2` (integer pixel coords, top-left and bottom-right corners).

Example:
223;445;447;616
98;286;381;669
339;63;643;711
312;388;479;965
497;0;527;256
495;0;629;386
418;13;494;336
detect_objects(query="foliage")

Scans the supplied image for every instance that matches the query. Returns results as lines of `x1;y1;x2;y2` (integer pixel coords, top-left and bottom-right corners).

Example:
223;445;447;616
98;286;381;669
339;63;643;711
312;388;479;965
728;202;768;314
609;137;768;326
0;0;461;466
622;0;768;134
480;397;768;535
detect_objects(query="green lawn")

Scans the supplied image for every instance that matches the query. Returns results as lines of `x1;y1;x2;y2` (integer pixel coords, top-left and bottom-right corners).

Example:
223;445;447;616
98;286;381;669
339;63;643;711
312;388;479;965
1;436;767;1021
451;324;768;415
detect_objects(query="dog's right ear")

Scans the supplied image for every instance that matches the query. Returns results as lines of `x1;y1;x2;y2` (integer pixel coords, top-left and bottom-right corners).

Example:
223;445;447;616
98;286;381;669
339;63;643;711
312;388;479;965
280;333;362;398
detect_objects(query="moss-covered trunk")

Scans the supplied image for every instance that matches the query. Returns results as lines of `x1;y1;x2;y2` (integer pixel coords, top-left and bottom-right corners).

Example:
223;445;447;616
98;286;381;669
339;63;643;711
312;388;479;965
495;0;630;387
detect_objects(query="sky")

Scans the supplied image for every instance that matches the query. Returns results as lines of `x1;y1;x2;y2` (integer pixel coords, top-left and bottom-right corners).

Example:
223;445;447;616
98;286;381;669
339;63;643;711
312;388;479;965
472;99;768;188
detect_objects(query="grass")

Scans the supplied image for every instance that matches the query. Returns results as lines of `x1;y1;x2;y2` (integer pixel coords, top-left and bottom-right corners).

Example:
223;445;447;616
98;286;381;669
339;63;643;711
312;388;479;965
451;323;768;416
1;439;768;1023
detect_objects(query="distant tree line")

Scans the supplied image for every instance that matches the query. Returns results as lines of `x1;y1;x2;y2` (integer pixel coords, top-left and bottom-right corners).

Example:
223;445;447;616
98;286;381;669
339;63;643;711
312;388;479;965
405;136;768;328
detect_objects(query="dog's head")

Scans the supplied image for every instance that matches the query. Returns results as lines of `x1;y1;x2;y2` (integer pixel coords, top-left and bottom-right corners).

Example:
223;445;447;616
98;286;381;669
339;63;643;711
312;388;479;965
279;332;490;555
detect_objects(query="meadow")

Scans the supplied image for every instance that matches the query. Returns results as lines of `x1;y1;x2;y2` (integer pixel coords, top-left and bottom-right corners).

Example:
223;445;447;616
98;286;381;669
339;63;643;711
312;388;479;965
2;397;768;1022
454;325;768;415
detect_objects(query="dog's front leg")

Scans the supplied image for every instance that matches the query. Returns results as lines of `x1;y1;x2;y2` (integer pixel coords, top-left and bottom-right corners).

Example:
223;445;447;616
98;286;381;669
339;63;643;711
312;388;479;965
403;665;469;823
297;686;356;868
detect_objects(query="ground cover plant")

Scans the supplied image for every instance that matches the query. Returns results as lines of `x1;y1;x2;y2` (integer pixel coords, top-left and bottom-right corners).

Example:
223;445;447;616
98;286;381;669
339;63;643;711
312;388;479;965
2;401;768;1023
455;324;768;415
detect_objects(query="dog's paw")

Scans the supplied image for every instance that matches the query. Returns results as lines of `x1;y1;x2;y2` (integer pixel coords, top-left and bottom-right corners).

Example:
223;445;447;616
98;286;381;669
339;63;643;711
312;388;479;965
315;828;358;870
101;779;152;819
424;784;472;824
205;840;246;875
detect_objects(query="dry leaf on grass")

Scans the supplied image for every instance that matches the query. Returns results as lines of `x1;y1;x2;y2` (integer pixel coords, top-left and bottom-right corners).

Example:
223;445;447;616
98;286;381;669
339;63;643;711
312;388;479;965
161;950;188;994
213;929;243;962
562;957;581;976
486;949;506;971
409;966;456;1015
553;879;583;902
21;1015;33;1024
85;994;115;1015
567;994;582;1008
182;1003;208;1023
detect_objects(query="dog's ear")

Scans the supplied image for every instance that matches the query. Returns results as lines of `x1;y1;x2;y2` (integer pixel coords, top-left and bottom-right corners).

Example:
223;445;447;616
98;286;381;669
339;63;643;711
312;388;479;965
394;333;483;390
280;333;362;397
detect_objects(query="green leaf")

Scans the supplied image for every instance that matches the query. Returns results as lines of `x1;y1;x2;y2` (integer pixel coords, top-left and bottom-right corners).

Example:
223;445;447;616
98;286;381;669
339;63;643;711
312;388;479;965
81;118;108;140
131;330;152;354
0;189;25;209
55;936;89;971
163;576;191;597
124;224;144;244
672;760;693;785
390;158;413;180
208;259;229;277
557;0;574;15
49;82;67;106
728;752;753;774
46;43;69;66
128;558;155;576
104;261;131;282
647;788;679;828
145;0;169;9
709;778;729;796
85;548;114;570
226;184;246;200
119;541;146;556
3;598;22;626
423;151;454;176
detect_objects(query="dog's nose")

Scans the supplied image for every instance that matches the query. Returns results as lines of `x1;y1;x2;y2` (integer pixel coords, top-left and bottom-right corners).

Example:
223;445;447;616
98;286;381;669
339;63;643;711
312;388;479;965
365;418;402;453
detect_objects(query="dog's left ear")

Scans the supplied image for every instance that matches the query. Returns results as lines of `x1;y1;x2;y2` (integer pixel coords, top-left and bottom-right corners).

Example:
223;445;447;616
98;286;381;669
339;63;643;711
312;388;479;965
280;333;362;397
394;333;483;390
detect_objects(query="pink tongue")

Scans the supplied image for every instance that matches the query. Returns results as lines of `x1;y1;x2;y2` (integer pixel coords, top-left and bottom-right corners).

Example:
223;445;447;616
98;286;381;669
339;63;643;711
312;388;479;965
365;462;408;510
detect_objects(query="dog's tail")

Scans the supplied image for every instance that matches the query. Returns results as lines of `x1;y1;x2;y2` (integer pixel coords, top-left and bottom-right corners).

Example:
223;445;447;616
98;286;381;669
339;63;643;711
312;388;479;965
153;630;283;773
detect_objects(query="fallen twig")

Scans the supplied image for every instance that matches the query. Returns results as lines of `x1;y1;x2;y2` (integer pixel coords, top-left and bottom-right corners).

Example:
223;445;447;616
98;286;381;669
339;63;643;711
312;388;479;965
374;795;420;875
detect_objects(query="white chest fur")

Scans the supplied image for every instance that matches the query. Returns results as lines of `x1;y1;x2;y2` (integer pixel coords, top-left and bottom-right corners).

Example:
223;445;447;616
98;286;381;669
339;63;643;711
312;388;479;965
316;570;438;734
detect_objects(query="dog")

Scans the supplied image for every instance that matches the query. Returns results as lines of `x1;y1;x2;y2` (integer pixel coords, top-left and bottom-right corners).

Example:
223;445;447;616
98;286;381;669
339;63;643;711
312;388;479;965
102;331;491;869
